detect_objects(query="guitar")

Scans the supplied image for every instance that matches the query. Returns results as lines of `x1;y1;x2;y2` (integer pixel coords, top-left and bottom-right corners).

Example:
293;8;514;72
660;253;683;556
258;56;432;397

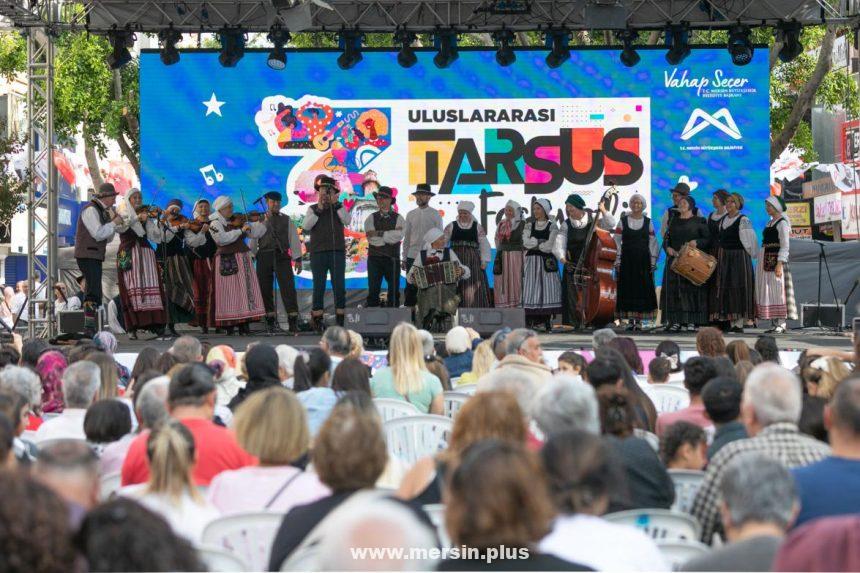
312;111;359;152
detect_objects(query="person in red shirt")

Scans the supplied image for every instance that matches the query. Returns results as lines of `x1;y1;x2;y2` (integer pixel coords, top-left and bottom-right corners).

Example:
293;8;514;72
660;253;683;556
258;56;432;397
121;363;254;486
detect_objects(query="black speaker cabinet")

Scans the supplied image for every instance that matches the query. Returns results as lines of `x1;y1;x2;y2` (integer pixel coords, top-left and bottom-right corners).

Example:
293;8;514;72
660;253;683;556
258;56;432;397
458;307;526;337
801;303;845;328
344;307;412;336
58;311;86;334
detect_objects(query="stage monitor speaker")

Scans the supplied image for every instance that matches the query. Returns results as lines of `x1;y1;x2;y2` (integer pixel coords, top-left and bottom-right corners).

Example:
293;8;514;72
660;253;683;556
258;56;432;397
800;303;845;328
58;311;85;334
345;308;412;336
458;307;526;336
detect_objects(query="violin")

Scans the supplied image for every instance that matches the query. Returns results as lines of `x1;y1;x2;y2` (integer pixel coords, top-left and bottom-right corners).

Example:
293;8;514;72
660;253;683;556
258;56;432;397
226;211;264;229
572;185;619;328
185;219;207;233
135;204;162;218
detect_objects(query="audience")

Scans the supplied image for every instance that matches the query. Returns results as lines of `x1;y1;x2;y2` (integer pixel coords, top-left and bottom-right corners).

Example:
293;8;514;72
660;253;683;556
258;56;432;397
331;357;371;395
772;515;860;572
443;326;474;379
34;361;100;444
531;376;600;437
734;360;755;385
86;352;119;401
592;327;617;351
294;347;336;436
478;368;537;416
656;356;718;436
495;328;553;386
33;440;100;525
458;339;494;385
655;340;684;381
647;356;671;384
696;327;727;358
36;350;68;414
660;421;707;470
607;336;645;375
0;364;42;433
702;376;748;459
490;327;512;361
128;346;160;390
556;351;587;378
371;323;444;415
804;356;851;400
755;335;781;364
170;335;203;363
228;343;281;410
0;411;14;468
156;352;179;375
592;347;657;431
0;391;31;463
20;337;50;368
275;344;301;386
83;399;132;455
726;340;751;364
320;325;352;372
93;331;130;386
206;345;243;407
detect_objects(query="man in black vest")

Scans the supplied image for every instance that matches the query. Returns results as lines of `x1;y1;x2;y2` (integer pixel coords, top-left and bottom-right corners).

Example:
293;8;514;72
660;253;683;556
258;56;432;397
304;175;351;332
363;186;405;308
74;182;123;334
255;191;303;334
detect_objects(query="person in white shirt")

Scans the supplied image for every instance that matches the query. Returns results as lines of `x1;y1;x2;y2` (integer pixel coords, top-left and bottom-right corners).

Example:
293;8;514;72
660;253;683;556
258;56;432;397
11;281;28;322
363;186;405;308
401;183;444;309
53;282;81;315
710;191;758;333
33;361;101;444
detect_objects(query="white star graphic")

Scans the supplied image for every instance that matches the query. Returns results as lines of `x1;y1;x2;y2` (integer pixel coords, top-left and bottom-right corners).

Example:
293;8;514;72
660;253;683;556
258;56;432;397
203;93;225;117
335;111;343;118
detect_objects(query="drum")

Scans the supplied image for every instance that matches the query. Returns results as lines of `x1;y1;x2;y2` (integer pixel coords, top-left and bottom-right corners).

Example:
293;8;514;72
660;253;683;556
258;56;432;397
412;261;459;289
671;243;717;286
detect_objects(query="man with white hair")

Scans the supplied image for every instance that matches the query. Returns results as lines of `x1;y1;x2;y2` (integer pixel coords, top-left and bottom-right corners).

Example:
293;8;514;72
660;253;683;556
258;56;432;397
0;365;42;459
494;328;553;386
276;344;300;387
33;361;101;444
478;368;537;415
320;326;352;373
592;327;617;351
531;376;600;437
170;335;203;363
691;363;830;544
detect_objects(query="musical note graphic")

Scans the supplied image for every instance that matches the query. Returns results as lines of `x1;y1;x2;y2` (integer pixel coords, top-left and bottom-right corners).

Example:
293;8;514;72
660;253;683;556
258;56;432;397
199;164;224;186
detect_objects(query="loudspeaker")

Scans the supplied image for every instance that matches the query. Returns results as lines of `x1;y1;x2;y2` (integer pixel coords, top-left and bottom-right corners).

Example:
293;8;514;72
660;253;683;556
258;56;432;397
58;311;86;334
345;308;412;336
801;303;845;328
458;307;526;336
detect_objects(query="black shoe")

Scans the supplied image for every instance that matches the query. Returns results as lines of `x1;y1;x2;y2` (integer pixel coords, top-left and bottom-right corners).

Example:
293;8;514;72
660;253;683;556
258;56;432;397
311;316;324;334
238;323;250;335
201;326;209;335
336;313;345;327
225;326;235;336
168;324;179;337
288;316;298;334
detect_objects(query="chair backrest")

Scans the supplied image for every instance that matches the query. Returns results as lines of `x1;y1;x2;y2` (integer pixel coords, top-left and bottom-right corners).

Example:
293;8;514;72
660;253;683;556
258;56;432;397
668;470;706;515
442;391;470;419
201;512;284;572
422;503;451;548
196;543;250;572
99;471;122;501
454;383;477;395
383;415;453;467
633;428;660;452
649;385;691;414
603;509;701;542
656;539;710;571
373;398;421;423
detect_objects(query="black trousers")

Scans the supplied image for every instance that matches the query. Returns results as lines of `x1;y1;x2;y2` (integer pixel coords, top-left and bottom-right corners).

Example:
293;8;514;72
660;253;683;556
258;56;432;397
76;258;103;307
367;255;400;307
256;250;299;316
404;257;417;307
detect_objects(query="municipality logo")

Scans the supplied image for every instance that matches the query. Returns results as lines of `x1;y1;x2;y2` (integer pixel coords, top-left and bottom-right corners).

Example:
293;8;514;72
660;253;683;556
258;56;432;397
681;108;742;141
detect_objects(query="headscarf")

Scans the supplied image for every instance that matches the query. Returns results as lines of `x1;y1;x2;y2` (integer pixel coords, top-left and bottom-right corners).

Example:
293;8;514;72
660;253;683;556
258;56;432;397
773;515;860;572
457;200;475;214
207;345;238;381
213;195;232;213
534;198;552;221
766;195;786;213
423;228;445;250
116;188;142;227
93;331;117;354
193;199;210;219
497;200;522;240
243;344;281;390
36;351;68;414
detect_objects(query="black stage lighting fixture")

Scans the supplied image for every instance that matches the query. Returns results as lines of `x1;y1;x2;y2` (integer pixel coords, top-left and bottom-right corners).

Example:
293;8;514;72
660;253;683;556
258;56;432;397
218;27;246;67
267;25;291;70
728;24;754;66
395;29;417;68
493;30;516;66
337;30;363;70
776;21;803;63
617;29;640;67
544;29;570;68
665;24;691;65
106;29;135;69
434;30;459;69
158;27;181;66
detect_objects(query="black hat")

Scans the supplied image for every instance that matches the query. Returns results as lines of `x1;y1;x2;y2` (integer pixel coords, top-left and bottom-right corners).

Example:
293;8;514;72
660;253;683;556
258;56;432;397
314;175;337;191
412;183;434;196
670;182;691;196
373;186;395;201
263;191;282;202
95;182;118;198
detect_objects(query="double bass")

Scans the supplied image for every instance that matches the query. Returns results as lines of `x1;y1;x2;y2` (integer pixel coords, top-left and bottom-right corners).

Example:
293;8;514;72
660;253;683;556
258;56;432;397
572;185;618;328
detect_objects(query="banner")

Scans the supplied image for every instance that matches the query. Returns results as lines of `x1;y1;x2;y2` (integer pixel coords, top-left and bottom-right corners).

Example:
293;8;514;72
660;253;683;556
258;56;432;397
813;192;844;223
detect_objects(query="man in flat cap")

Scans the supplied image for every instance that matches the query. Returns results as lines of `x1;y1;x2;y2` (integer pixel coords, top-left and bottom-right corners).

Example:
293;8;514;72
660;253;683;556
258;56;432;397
363;185;405;308
401;184;443;310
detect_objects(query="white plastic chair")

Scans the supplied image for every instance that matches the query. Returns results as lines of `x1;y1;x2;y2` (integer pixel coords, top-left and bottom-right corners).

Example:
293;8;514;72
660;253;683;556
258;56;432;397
656;539;711;570
383;415;452;467
196;543;250;572
99;471;122;501
373;398;421;423
201;512;284;572
633;428;660;452
669;470;705;514
604;509;701;541
422;503;451;548
454;383;477;395
442;391;470;419
649;385;691;414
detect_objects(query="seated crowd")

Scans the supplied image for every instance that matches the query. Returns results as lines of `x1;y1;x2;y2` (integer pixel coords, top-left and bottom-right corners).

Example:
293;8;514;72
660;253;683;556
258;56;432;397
0;324;858;572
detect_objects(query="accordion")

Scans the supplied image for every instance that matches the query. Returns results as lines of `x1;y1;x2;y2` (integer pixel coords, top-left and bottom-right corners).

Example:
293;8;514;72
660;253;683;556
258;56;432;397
412;261;459;289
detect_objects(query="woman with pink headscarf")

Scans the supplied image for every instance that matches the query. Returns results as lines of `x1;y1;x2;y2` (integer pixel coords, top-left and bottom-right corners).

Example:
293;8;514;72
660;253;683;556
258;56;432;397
36;351;68;414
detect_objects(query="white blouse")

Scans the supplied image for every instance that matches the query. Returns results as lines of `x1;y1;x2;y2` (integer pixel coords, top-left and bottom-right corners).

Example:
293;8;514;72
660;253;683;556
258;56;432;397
209;214;266;246
115;217;163;243
767;217;792;263
523;219;559;255
554;212;615;262
720;213;758;258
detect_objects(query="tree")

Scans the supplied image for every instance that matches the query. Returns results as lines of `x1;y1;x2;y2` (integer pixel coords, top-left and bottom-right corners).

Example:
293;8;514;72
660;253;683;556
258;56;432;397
0;128;30;226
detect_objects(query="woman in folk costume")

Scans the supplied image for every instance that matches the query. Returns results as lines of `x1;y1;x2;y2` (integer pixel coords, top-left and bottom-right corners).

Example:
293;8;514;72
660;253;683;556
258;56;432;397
756;196;797;333
209;195;267;335
710;192;757;333
184;199;217;333
706;189;730;321
522;198;562;332
114;188;168;339
493;200;525;308
157;199;196;337
407;228;469;332
444;200;492;307
614;193;659;330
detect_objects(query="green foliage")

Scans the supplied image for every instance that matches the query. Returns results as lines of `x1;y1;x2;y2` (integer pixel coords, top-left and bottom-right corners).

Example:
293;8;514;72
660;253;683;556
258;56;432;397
0;128;29;226
0;33;26;80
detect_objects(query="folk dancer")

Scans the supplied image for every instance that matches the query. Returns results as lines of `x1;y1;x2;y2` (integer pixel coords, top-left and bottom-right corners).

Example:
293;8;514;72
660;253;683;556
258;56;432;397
253;191;302;334
660;181;700;240
158;199;196;337
114;188;168;339
756;196;797;333
74;183;122;335
402;183;444;309
660;195;711;331
304;175;351;332
614;193;659;330
364;186;405;308
209;195;267;335
706;189;730;321
710;192;757;333
493;200;525;309
557;193;615;328
444;201;492;307
522;198;562;332
184;199;217;333
407;228;468;332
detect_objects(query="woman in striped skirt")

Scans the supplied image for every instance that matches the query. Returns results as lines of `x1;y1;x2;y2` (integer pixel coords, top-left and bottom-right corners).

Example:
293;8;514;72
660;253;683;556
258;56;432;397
756;196;797;333
115;188;168;339
710;192;757;333
493;200;524;308
184;199;217;333
209;196;266;335
523;198;562;332
444;200;492;307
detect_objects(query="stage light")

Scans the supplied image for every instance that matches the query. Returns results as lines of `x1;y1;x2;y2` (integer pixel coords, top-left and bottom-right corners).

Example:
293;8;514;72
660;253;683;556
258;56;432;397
776;21;803;63
544;29;570;68
665;24;691;65
395;29;417;68
158;27;181;66
727;24;753;66
337;30;363;70
267;25;291;70
617;29;640;67
493;30;516;67
433;30;459;69
218;27;246;67
106;29;135;69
